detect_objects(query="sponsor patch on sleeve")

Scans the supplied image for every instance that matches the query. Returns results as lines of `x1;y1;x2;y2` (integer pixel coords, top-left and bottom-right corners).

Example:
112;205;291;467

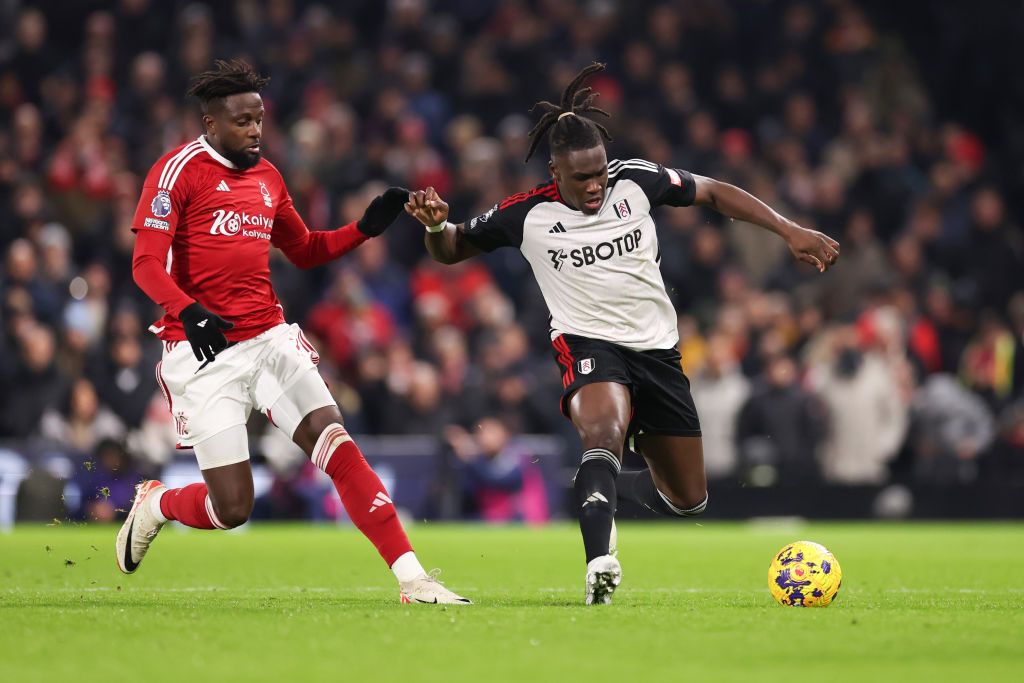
666;167;682;187
144;217;170;230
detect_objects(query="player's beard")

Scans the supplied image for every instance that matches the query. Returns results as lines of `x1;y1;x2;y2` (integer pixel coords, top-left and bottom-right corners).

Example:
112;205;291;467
223;145;261;170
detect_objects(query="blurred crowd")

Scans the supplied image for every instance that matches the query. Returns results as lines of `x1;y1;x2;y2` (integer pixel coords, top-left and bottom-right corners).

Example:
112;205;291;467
1;0;1023;522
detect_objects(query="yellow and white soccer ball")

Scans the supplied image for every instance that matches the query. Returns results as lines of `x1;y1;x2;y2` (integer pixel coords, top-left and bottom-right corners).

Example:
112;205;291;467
768;541;842;607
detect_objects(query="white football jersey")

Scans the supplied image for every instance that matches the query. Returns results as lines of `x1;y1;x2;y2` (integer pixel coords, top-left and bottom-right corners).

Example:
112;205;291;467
462;158;696;351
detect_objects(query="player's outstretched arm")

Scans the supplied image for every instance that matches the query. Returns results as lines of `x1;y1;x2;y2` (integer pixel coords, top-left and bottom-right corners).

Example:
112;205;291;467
406;187;481;265
692;174;840;273
272;187;410;269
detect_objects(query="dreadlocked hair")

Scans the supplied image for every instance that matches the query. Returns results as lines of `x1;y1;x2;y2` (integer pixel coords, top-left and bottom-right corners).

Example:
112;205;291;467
525;62;613;162
186;59;270;112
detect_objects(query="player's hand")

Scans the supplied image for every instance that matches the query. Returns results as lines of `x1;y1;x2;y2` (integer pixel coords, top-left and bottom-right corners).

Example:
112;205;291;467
356;187;410;237
785;225;840;273
179;302;234;363
405;187;450;228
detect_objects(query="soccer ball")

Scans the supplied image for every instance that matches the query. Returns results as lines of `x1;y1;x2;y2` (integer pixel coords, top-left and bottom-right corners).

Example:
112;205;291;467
768;541;842;607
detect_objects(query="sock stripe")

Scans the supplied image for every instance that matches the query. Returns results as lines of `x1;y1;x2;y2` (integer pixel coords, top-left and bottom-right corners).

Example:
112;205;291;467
316;429;414;566
656;489;708;517
313;428;339;470
312;424;352;471
683;494;709;515
581;448;621;474
204;494;230;529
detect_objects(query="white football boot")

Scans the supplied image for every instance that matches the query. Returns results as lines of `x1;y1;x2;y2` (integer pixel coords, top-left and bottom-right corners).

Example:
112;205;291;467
585;554;622;605
400;569;472;605
116;480;167;574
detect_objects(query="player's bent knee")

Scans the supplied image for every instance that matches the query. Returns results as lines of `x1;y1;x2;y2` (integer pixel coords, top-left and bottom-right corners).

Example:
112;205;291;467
678;490;708;516
659;487;709;517
213;499;253;528
576;422;627;455
676;486;708;512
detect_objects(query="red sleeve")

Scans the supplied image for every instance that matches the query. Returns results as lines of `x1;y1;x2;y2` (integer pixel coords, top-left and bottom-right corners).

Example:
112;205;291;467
132;229;194;317
131;151;192;237
271;191;368;269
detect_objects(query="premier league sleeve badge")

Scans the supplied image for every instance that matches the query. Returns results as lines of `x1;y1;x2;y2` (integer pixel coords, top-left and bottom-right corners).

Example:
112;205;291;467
151;190;173;218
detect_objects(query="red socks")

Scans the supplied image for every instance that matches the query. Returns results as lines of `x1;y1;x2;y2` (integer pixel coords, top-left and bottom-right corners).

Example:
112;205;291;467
156;426;414;570
312;424;413;565
157;483;228;530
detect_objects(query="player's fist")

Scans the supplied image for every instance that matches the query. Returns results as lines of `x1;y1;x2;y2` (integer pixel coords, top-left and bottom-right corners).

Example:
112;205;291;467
180;302;234;363
405;187;449;228
356;187;410;237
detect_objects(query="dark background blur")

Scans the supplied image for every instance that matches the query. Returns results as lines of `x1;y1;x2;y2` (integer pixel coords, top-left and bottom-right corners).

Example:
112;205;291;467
1;0;1022;527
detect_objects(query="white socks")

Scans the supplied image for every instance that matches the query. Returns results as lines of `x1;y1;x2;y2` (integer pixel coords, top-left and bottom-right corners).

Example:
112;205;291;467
391;551;427;582
149;488;168;523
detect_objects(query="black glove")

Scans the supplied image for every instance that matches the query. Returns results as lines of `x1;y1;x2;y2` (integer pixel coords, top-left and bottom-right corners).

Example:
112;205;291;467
179;302;234;363
356;187;410;237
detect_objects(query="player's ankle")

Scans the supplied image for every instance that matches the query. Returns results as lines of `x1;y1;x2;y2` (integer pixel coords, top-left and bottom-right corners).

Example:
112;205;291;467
149;488;168;523
391;551;426;583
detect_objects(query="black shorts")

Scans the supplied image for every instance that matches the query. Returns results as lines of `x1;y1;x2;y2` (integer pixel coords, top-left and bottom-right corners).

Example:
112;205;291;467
550;333;701;438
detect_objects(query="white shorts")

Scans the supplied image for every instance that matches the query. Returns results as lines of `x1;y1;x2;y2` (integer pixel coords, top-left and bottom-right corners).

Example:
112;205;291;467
155;323;335;468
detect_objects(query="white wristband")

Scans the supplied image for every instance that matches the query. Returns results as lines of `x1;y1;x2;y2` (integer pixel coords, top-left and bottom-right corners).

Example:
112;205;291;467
425;220;448;233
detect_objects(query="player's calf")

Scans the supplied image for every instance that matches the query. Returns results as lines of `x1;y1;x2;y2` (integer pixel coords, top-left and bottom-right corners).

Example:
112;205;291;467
208;497;252;528
310;423;414;564
618;469;708;518
574;449;620;562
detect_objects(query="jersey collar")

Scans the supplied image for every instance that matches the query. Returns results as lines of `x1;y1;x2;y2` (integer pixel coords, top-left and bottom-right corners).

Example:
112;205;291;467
198;135;238;169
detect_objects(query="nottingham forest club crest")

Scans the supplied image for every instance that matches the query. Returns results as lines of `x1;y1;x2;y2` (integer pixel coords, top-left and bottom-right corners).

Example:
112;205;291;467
259;181;273;208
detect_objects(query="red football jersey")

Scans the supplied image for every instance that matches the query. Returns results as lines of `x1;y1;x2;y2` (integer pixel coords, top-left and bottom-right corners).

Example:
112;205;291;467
132;136;300;342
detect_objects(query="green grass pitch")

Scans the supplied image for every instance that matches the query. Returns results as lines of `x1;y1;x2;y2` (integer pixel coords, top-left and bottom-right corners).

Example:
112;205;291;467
2;521;1022;682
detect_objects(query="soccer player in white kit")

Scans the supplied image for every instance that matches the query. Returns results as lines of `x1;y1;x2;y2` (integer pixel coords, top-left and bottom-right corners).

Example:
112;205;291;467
406;63;839;604
116;60;469;604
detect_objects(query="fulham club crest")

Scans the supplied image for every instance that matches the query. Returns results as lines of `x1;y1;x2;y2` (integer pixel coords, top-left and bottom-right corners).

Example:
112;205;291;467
614;198;631;219
578;358;595;375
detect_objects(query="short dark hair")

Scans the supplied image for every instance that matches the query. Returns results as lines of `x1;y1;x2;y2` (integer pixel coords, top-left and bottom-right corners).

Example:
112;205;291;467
185;59;269;113
525;62;613;162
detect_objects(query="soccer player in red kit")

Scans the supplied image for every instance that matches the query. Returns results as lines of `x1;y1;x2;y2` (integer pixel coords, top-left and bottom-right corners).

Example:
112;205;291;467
116;60;470;604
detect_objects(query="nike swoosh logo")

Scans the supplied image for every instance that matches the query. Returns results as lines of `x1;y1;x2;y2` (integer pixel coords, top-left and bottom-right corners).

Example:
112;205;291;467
122;520;139;573
414;597;439;604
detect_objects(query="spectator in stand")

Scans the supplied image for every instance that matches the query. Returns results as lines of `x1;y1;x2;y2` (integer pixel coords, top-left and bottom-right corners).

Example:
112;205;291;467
88;313;154;429
0;322;69;438
959;312;1018;412
808;325;907;484
690;332;749;480
5;238;62;326
444;417;548;524
980;402;1024;485
909;373;996;484
40;377;124;455
955;187;1024;312
737;354;826;485
382;361;451;434
306;269;396;372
